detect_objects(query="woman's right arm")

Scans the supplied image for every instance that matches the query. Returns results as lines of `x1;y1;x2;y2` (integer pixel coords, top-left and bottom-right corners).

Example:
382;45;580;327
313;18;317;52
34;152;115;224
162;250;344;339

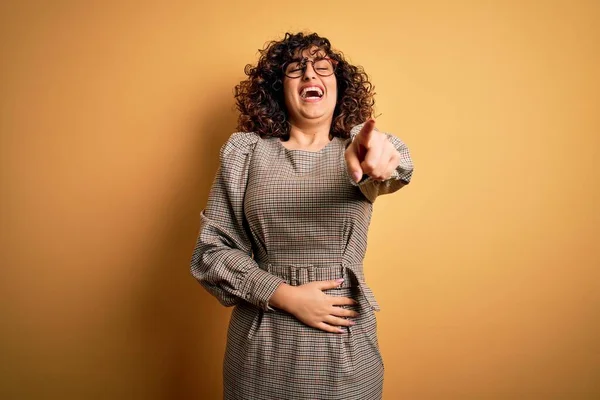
190;132;285;311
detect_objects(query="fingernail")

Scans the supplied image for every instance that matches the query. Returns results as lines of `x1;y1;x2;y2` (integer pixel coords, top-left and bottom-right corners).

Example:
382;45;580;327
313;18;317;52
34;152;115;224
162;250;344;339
336;278;344;283
349;320;356;326
338;328;346;333
353;172;362;183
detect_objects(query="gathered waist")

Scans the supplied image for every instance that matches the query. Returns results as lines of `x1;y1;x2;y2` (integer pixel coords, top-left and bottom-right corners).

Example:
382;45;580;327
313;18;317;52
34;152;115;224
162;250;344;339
257;261;380;311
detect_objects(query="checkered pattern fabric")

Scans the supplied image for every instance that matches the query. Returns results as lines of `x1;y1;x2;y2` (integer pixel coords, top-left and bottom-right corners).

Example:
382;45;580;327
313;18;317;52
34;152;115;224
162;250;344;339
190;128;413;400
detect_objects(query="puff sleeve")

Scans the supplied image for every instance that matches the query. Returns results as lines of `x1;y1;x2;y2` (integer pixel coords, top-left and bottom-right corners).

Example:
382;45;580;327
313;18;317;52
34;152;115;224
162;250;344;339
190;132;285;310
344;123;414;203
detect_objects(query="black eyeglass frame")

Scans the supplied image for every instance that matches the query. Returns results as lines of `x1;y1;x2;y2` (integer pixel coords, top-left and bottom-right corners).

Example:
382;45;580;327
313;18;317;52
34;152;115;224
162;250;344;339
282;56;338;79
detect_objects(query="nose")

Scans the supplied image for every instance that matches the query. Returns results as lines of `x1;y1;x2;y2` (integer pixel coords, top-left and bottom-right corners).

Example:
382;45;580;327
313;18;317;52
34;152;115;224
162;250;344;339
302;61;317;80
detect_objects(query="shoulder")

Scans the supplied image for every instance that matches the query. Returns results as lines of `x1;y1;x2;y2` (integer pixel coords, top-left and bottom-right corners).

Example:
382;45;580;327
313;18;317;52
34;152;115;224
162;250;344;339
220;132;261;159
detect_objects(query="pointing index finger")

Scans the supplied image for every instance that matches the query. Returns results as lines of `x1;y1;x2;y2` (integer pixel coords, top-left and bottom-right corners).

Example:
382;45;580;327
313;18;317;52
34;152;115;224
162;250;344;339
355;119;376;147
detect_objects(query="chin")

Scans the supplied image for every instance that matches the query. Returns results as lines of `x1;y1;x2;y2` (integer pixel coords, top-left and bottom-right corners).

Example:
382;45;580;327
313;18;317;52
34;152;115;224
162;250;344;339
300;112;332;121
299;107;335;119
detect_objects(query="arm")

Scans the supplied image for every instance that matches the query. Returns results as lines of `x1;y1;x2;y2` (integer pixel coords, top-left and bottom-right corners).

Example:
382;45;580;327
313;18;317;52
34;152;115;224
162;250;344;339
190;132;285;311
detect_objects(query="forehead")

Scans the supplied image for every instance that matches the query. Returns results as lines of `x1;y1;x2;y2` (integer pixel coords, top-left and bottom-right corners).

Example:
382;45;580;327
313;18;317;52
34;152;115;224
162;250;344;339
292;45;327;59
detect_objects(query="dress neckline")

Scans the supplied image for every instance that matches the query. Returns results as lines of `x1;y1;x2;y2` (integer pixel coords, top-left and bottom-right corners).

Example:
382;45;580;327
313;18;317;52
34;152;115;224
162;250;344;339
276;136;338;154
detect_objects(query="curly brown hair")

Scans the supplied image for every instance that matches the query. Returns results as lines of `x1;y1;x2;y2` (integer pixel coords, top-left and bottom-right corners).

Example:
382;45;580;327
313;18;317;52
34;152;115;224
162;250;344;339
234;32;375;139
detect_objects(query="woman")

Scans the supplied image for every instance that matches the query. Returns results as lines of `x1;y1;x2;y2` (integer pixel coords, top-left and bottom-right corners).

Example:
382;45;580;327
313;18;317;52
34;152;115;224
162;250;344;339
191;32;413;400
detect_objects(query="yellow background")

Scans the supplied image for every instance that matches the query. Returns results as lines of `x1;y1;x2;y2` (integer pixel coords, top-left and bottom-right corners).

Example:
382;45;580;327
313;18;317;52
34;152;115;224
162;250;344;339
1;0;599;399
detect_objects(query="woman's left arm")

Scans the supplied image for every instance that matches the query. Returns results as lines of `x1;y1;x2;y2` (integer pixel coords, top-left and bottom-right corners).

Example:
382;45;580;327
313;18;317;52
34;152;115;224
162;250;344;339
345;119;414;202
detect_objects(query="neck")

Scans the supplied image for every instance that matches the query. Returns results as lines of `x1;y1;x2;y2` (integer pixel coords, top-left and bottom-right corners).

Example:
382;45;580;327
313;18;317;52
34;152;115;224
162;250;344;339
286;118;332;149
285;126;331;151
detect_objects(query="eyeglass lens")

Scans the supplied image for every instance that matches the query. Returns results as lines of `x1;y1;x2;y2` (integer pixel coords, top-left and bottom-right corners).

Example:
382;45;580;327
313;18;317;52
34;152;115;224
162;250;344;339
285;59;334;78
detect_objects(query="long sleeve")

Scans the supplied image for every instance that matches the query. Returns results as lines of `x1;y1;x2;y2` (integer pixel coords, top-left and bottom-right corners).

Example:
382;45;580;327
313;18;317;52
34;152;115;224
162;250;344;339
344;123;414;203
190;132;285;310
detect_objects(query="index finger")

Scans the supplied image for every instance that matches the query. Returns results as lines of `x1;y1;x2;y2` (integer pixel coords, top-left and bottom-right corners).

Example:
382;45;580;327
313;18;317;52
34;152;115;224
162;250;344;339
354;119;376;147
330;296;358;306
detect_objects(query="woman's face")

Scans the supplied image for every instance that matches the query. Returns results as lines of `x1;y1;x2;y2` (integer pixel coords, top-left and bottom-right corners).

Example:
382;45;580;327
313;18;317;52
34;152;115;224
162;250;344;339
283;46;338;128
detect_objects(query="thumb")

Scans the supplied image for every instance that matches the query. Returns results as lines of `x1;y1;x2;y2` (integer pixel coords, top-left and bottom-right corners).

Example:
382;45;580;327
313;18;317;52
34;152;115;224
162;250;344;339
345;142;364;183
316;279;345;291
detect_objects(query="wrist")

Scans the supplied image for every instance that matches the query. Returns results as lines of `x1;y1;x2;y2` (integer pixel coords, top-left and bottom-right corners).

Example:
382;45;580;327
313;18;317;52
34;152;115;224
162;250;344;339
268;283;297;312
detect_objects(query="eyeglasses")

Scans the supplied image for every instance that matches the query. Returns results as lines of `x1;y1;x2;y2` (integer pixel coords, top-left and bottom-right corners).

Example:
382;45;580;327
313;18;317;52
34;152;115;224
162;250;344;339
283;57;337;78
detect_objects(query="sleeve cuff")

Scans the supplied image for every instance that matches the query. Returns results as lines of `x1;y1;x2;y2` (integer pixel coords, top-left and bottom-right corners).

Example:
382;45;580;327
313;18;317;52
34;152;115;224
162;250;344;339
239;267;285;311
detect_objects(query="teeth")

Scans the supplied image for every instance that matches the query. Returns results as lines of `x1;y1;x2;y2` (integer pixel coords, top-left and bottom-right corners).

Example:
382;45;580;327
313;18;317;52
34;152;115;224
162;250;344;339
300;86;324;98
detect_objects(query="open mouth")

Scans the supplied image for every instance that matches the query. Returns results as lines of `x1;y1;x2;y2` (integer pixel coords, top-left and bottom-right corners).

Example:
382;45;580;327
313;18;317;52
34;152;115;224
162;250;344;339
299;86;324;100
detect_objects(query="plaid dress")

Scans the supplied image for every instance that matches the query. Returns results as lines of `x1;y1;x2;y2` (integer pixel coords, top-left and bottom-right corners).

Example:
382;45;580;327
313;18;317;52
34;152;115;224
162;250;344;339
191;124;413;400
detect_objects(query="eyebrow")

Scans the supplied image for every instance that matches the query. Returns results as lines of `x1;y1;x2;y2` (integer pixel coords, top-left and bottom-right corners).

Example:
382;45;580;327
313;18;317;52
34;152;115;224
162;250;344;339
289;55;328;63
